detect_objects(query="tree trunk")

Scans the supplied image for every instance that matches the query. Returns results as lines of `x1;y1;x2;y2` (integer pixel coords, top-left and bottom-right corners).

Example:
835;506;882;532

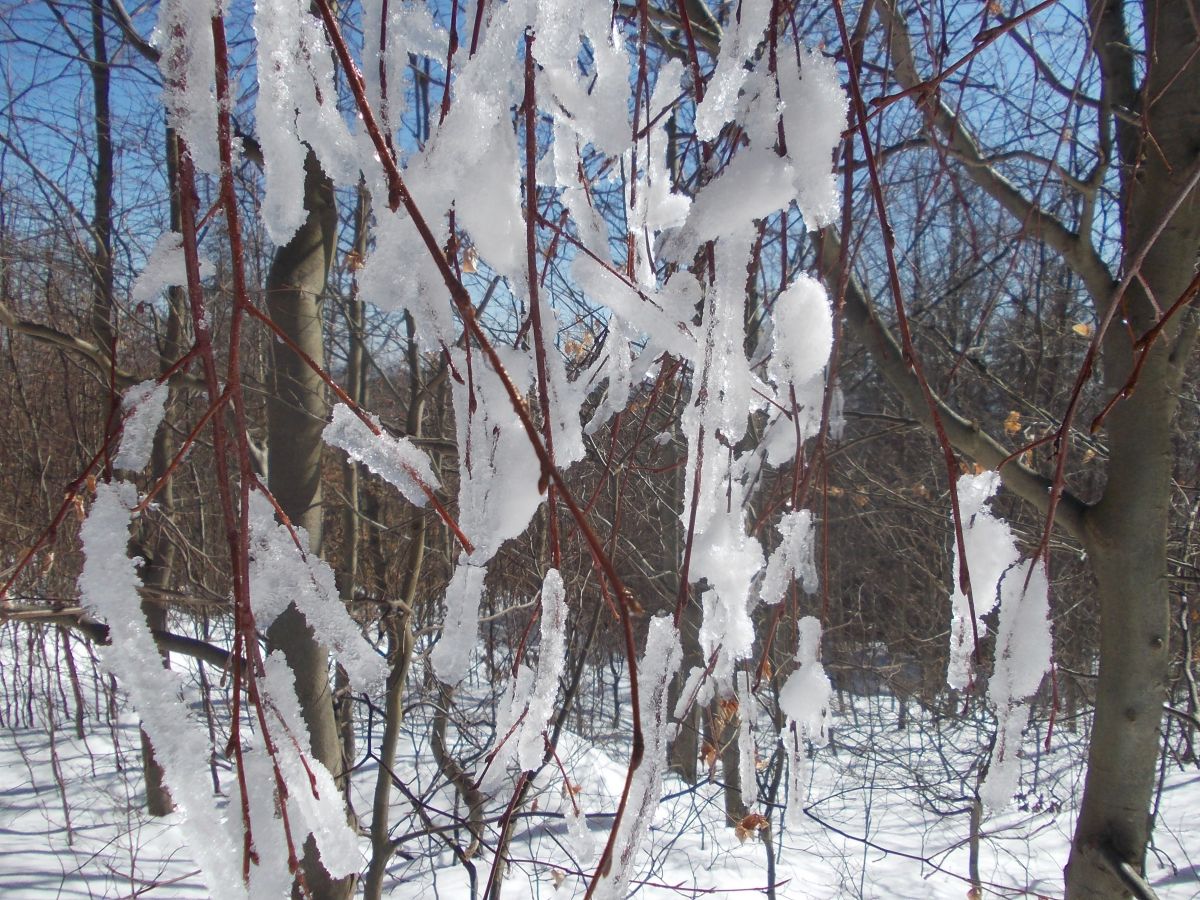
1062;169;1190;900
88;0;113;355
1064;4;1199;895
670;594;704;783
263;148;350;900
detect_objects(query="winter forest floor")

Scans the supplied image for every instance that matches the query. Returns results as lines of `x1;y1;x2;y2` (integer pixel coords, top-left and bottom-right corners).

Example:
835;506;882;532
1;626;1197;900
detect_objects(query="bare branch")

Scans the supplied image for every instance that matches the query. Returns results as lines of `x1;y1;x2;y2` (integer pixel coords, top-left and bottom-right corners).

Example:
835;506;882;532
0;298;203;390
818;229;1090;543
106;0;160;64
874;0;1115;304
0;606;233;669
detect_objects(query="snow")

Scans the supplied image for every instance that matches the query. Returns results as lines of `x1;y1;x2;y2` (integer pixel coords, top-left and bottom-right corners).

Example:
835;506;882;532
536;1;631;160
590;616;682;900
736;671;759;810
685;146;797;243
113;380;168;473
13;5;1172;899
981;560;1052;810
152;1;222;175
777;48;848;230
693;0;772;142
778;617;832;747
253;0;369;245
428;561;488;685
481;568;570;790
761;510;819;605
77;482;247;899
770;275;835;391
322;404;440;508
361;0;445;137
252;0;314;245
356;209;456;350
943;476;1056;810
946;472;1020;692
246;491;386;691
428;342;546;685
8;629;1198;899
255;654;362;879
130;232;213;306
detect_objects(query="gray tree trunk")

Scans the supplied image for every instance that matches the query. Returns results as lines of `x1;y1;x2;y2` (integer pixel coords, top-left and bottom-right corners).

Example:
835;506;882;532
838;4;1200;895
1064;6;1199;895
135;127;188;818
263;148;352;900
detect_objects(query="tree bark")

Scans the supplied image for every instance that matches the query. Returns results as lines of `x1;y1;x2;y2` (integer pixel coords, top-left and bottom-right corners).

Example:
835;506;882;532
1064;5;1199;894
263;148;351;900
836;5;1200;895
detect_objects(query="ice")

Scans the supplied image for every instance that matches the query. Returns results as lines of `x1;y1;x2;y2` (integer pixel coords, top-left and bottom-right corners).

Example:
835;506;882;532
778;48;848;230
760;510;818;605
736;671;759;809
153;1;222;175
323;403;440;507
583;315;636;435
571;255;700;363
591;616;681;900
676;229;762;548
114;380;168;473
778;616;831;745
827;380;846;441
100;5;860;891
779;617;831;828
981;560;1051;810
432;92;525;282
78;481;247;899
361;0;445;137
693;488;765;685
403;0;528;288
236;652;363;897
942;477;1052;808
429;562;488;685
673;664;714;721
528;293;586;468
769;274;834;391
252;0;313;245
992;561;1053;702
357;208;456;350
693;0;772;142
481;665;532;794
783;723;808;829
448;344;544;562
246;491;386;691
641;60;691;233
253;0;365;246
979;701;1030;811
686;147;795;245
295;16;368;185
563;801;596;869
130;232;213;305
520;568;569;770
429;341;550;685
256;654;362;876
552;120;611;259
760;373;826;467
481;569;570;789
537;2;630;160
946;472;1020;691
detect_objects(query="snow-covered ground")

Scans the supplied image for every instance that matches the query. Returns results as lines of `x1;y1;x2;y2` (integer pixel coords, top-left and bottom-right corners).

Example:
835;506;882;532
1;626;1197;899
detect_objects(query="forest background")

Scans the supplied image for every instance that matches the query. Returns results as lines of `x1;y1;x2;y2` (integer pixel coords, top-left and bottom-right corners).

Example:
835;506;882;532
1;1;1198;898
